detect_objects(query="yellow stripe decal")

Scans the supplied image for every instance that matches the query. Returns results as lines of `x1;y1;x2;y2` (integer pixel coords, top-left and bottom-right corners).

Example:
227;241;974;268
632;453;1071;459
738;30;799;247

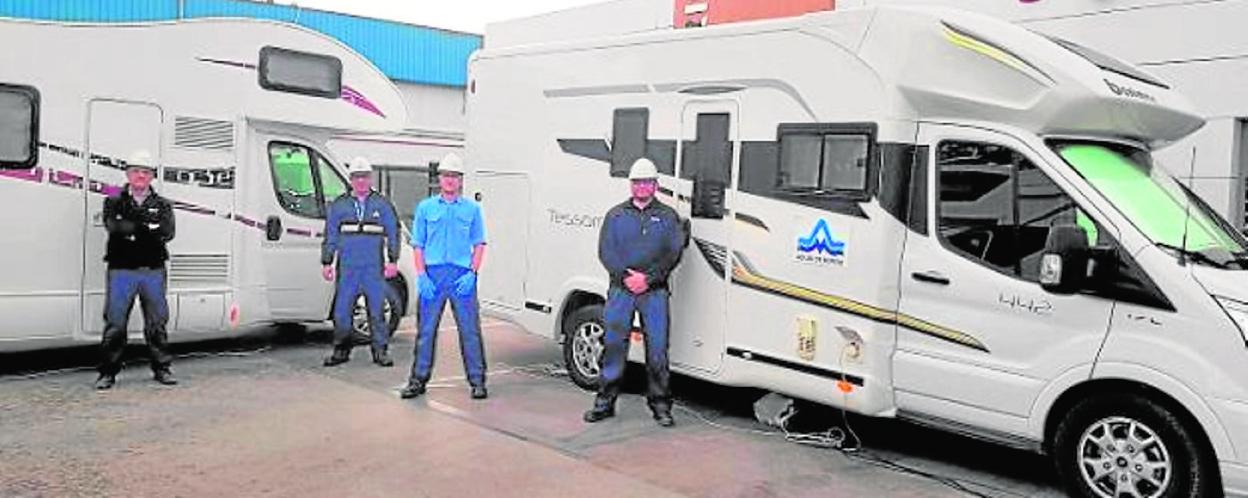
730;260;989;353
942;25;1053;85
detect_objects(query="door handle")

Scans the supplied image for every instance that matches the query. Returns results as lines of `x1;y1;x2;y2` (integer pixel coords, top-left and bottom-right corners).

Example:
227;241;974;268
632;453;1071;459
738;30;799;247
911;271;950;286
265;216;283;241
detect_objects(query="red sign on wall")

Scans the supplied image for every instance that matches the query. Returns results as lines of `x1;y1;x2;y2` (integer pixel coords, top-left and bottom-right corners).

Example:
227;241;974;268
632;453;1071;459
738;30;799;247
675;0;836;28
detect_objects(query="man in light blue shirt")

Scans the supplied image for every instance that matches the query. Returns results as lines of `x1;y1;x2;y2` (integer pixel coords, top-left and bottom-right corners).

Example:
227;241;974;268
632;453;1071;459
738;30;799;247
401;152;489;400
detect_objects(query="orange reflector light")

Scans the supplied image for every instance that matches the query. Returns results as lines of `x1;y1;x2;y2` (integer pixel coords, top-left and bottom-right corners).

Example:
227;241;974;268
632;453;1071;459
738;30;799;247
837;380;854;394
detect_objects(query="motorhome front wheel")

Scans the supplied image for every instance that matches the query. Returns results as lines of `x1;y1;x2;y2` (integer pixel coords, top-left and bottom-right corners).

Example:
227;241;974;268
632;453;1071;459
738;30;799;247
1053;393;1217;498
351;281;405;345
562;304;605;390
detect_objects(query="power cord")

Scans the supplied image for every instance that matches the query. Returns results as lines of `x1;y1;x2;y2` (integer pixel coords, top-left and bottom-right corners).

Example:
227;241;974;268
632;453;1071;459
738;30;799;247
670;345;1029;498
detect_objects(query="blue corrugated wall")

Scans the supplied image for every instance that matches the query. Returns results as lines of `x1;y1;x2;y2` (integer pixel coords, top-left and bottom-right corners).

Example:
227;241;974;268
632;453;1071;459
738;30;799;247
0;0;480;86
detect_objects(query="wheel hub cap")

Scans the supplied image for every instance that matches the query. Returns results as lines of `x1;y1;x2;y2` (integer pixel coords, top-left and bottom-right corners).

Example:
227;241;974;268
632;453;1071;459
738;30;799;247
571;322;604;379
1076;416;1172;498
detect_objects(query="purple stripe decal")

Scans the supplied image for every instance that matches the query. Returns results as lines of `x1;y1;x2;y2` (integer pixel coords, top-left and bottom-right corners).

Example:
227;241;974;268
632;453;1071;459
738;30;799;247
342;85;386;118
198;57;258;70
233;214;259;229
0;166;323;239
50;170;83;189
171;200;217;217
0;167;43;183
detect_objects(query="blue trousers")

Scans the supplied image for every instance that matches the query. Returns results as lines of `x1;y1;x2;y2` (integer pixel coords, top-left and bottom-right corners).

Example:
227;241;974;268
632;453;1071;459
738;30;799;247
332;265;389;351
595;287;671;411
100;268;171;375
407;265;486;387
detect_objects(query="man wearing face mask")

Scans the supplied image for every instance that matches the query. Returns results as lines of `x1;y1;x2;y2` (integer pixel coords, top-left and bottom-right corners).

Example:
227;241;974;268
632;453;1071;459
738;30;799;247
96;150;177;390
321;156;401;368
583;158;685;427
400;152;489;400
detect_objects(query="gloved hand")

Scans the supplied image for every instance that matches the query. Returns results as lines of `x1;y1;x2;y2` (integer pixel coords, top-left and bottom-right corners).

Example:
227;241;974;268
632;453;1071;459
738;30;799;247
454;272;477;297
417;274;436;300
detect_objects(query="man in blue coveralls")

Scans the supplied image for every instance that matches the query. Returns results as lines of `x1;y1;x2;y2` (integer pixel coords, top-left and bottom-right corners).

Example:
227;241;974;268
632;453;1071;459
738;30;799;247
400;152;489;400
583;158;685;427
321;157;401;368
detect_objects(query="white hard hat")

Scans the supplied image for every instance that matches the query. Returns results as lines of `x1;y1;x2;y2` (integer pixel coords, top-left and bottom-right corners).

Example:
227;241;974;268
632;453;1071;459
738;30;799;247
628;158;658;180
126;149;156;171
346;156;373;176
439;152;466;175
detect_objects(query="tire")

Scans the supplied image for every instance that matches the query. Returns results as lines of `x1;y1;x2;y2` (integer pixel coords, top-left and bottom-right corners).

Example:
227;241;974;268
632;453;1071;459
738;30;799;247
1052;393;1218;498
562;304;605;391
272;322;308;344
351;280;405;346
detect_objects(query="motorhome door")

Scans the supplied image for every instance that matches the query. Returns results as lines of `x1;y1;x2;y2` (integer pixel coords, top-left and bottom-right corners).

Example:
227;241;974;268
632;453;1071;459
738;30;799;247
667;100;737;374
82;100;164;336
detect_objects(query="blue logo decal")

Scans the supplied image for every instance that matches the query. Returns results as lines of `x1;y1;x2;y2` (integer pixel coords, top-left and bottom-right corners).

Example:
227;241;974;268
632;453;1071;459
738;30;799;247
797;219;846;257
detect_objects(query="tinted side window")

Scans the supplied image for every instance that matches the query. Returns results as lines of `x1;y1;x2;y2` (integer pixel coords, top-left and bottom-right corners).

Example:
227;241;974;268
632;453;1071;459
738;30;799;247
938;141;1018;273
778;132;868;193
681;113;732;183
0;84;38;169
611;108;648;178
376;166;431;225
938;141;1090;283
259;46;342;99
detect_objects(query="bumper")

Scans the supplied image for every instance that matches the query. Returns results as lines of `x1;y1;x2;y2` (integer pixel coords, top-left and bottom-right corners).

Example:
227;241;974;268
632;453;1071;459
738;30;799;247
1225;461;1248;497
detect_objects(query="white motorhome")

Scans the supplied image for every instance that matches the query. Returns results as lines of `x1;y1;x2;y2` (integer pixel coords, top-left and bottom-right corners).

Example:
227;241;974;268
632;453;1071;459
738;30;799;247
0;18;418;353
468;5;1248;497
855;0;1248;235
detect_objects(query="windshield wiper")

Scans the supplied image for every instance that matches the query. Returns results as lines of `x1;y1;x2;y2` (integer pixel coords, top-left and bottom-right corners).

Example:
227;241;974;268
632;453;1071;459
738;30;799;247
1156;243;1230;269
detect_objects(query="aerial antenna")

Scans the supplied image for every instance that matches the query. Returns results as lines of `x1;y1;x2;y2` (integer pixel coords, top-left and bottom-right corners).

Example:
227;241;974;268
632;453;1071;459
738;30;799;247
1178;147;1197;266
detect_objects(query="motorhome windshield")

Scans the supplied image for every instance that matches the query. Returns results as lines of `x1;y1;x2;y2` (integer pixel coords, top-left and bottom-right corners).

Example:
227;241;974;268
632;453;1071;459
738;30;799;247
1052;141;1248;269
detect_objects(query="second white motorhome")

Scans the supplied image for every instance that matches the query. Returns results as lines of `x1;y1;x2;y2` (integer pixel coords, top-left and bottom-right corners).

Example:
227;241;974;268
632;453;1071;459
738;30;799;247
0;18;419;352
468;5;1248;497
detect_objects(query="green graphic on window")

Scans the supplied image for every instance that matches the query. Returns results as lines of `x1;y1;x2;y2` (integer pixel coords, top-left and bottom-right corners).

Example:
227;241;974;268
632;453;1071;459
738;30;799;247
1057;144;1243;254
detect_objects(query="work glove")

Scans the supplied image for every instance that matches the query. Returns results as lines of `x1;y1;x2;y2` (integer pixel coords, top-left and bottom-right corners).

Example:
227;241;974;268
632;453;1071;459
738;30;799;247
417;274;436;301
454;272;477;297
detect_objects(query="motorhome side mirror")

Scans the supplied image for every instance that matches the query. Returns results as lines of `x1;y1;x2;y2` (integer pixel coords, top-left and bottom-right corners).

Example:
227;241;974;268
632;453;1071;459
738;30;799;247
691;178;726;219
265;216;283;242
1040;224;1090;294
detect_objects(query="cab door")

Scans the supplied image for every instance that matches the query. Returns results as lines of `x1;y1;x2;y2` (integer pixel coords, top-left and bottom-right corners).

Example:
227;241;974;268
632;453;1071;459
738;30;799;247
254;130;345;320
895;123;1116;430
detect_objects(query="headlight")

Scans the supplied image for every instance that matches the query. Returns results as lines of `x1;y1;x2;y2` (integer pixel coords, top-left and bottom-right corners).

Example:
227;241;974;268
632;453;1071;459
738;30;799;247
1214;296;1248;345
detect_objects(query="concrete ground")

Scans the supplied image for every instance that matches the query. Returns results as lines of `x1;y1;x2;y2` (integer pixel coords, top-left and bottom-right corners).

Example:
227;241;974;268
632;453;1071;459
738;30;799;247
0;316;1065;498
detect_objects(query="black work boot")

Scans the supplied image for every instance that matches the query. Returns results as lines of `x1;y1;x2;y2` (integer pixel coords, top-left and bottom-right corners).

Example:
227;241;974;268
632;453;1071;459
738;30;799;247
95;374;116;390
583;402;615;423
399;381;426;399
153;369;178;386
323;348;350;367
371;347;393;367
652;409;675;428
